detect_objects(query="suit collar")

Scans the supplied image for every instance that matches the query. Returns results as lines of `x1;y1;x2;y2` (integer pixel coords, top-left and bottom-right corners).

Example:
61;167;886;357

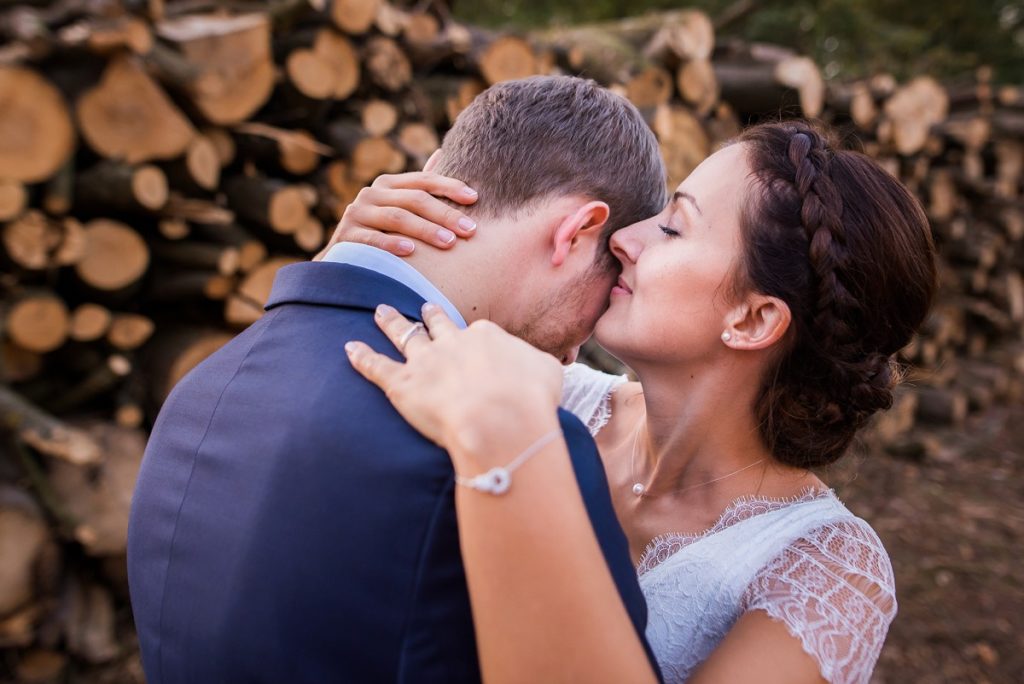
265;262;428;322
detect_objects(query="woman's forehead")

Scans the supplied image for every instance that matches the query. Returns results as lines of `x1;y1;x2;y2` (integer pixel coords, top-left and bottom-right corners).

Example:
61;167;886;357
672;145;751;220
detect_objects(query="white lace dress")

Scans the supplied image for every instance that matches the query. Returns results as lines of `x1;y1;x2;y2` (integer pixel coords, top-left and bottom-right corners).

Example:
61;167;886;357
561;364;897;684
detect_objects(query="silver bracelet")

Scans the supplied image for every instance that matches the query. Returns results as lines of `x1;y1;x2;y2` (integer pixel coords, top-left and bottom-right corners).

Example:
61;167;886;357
454;428;562;495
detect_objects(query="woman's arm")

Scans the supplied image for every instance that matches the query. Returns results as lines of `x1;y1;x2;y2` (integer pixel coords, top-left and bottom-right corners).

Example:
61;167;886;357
346;304;657;684
315;171;479;260
690;611;827;684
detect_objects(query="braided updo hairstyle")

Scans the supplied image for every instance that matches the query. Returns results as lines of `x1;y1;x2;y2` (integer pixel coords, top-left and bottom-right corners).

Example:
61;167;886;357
735;121;937;469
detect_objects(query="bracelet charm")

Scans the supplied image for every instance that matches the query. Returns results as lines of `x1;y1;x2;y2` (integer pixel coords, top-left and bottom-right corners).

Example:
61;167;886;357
454;428;560;496
465;467;511;494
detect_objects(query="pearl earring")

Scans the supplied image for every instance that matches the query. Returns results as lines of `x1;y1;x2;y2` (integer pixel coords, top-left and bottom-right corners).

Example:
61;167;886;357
721;331;732;342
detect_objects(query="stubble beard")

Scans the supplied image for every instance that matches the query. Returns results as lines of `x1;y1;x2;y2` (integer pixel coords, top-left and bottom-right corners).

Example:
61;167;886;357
507;262;614;360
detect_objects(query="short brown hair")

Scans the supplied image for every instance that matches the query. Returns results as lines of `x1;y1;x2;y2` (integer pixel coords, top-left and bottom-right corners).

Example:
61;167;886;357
736;120;937;469
434;76;667;252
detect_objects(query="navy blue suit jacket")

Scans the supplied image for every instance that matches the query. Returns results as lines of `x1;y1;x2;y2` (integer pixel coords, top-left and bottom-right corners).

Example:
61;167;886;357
128;262;654;683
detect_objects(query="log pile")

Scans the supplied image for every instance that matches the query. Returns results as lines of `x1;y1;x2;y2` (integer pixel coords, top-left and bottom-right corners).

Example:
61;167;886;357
0;1;1020;677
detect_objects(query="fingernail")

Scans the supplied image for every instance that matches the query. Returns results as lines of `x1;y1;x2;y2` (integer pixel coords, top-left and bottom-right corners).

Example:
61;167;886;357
398;239;415;254
376;304;394;318
462;187;478;198
423;303;438;314
344;342;357;354
458;217;476;232
437;228;456;244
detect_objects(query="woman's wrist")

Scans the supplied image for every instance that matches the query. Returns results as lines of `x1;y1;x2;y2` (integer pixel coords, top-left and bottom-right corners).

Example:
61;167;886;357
445;391;562;474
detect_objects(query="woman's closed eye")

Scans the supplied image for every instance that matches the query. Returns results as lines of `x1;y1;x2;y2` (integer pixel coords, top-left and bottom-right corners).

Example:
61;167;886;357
659;224;681;237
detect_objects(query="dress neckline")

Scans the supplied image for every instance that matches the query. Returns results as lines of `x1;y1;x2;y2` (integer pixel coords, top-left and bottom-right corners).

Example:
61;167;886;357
636;487;836;576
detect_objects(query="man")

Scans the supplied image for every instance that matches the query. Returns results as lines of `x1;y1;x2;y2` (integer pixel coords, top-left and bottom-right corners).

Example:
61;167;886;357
128;75;666;683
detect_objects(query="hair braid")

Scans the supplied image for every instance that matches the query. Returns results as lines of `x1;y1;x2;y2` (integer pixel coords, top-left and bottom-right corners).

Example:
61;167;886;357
788;128;897;427
736;121;936;468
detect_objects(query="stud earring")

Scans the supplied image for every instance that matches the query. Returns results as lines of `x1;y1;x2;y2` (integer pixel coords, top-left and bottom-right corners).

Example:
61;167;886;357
721;331;732;342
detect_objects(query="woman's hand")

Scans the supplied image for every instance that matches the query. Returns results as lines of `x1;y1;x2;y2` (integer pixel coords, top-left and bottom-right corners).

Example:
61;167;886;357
315;172;479;260
345;303;563;461
348;304;657;684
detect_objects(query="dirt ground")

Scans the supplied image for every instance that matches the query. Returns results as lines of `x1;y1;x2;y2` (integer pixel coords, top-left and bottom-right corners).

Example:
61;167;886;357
833;403;1024;684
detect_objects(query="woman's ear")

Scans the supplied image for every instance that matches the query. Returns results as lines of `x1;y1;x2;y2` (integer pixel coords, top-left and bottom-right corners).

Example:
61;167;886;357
551;201;610;267
721;295;791;350
423;149;443;173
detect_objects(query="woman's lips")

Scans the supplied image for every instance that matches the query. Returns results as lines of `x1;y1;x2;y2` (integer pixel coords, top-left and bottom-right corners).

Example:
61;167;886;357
611;276;633;296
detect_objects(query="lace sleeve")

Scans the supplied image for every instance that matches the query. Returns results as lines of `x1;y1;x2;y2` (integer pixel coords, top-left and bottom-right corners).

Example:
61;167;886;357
560;363;628;437
740;518;897;684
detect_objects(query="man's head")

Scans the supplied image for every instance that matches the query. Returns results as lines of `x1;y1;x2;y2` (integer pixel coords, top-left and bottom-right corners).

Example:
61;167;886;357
421;75;667;361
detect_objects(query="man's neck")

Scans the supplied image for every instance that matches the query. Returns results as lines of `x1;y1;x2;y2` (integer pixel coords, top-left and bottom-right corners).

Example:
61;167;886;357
404;242;507;326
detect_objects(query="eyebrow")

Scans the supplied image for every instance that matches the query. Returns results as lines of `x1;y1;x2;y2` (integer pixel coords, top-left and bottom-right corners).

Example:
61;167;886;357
673;191;703;216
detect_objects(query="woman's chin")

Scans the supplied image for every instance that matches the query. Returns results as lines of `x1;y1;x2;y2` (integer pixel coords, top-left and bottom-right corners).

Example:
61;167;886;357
593;315;629;362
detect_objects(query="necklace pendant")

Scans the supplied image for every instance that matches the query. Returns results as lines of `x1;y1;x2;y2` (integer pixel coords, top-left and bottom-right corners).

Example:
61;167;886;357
632;482;646;497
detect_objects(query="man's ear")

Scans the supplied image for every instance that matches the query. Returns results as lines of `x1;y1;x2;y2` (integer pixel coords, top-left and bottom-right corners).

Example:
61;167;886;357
722;295;791;351
423;149;443;173
551;200;610;267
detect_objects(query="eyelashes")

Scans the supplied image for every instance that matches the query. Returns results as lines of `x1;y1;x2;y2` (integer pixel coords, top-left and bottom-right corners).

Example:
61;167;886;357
659;225;681;237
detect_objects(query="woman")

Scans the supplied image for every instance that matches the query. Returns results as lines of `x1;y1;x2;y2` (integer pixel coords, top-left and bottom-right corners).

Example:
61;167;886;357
342;121;937;683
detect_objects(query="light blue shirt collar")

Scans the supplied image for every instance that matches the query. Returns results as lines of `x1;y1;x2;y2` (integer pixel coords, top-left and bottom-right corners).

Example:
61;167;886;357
322;243;467;328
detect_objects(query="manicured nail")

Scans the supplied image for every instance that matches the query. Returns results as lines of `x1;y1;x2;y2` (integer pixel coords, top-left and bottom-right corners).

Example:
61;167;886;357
462;187;478;198
458;217;477;232
437;228;456;244
376;304;394;318
398;239;415;254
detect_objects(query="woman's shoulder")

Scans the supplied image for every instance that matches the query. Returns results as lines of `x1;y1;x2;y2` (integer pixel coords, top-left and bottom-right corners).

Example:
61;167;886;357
742;501;896;684
560;363;639;437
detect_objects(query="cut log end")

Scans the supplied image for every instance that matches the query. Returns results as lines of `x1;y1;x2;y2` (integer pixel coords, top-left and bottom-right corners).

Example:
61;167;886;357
351;137;406;184
75;220;150;292
6;294;70;354
69;304;113;343
286;49;337;100
397;123;440;168
313;29;361;99
331;0;381;35
268;187;310;234
107;314;156;351
185;136;221;191
364;36;412;92
2;212;62;271
76;56;195;164
479;36;538;85
883;76;951;156
0;67;75;183
361;99;399;137
132;165;170;210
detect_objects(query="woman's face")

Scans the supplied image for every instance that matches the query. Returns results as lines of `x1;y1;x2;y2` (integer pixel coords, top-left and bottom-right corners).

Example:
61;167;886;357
595;143;751;367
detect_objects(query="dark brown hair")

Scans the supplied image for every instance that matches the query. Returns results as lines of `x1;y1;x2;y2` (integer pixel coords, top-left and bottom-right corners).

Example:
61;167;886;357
736;120;937;469
434;75;667;255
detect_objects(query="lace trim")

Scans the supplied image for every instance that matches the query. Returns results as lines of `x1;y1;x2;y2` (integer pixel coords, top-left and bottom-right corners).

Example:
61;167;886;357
585;380;621;435
636;487;834;576
559;363;628;437
742;520;897;684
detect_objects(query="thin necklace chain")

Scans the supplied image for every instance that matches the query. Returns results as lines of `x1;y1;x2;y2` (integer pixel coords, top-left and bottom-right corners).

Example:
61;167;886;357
629;421;765;498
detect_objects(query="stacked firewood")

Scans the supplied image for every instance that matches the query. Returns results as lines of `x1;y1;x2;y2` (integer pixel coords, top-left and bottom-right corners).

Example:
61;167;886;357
0;0;1021;677
822;67;1024;453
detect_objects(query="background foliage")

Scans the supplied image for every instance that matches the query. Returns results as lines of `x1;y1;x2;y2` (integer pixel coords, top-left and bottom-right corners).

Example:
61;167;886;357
448;0;1024;83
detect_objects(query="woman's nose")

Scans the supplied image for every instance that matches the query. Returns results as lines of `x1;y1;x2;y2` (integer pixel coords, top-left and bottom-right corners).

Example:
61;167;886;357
609;224;641;265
